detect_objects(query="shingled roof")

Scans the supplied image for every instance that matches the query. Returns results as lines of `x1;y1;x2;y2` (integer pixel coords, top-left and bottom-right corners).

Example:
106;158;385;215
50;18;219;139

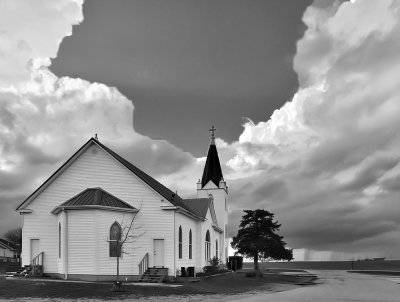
0;238;18;251
52;187;137;214
17;138;195;214
182;198;218;226
96;139;193;212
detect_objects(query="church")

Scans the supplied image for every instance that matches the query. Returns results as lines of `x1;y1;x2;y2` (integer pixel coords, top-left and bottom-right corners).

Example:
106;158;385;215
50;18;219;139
16;129;228;281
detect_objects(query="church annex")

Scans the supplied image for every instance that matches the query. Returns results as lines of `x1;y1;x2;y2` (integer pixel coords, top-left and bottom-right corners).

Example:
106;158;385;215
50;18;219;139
16;129;228;281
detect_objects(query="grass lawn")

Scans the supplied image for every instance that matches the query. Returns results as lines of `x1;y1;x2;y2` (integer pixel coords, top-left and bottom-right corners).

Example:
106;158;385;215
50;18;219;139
0;270;317;300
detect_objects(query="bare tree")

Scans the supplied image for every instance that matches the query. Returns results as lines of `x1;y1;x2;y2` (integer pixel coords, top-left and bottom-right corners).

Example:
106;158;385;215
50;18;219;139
111;206;144;291
4;227;22;253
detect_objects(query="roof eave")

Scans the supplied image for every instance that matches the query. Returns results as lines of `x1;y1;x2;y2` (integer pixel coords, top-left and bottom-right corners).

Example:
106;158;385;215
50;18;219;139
52;205;138;215
212;225;223;233
160;205;202;221
17;209;33;215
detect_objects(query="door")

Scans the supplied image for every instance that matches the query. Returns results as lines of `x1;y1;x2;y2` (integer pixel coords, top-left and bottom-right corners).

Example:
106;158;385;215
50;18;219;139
154;239;164;267
30;239;41;261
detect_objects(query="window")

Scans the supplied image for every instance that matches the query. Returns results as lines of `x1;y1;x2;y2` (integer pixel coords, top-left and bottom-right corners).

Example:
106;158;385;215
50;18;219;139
109;221;122;257
58;223;61;259
205;230;210;261
216;239;218;258
178;226;182;259
189;229;192;259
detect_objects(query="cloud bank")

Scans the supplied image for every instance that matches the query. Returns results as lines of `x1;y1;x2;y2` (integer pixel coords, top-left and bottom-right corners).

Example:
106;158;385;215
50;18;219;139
1;0;400;260
0;0;194;234
224;0;400;260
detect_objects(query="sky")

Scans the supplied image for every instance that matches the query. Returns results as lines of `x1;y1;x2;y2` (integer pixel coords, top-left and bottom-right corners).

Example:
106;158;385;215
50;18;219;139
50;0;312;155
1;0;400;261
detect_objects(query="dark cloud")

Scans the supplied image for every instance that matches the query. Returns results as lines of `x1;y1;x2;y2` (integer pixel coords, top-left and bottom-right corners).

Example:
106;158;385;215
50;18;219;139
50;0;312;156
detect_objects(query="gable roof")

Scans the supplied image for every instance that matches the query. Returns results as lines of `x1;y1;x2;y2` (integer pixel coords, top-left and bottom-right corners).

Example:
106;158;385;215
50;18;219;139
201;143;223;188
17;138;193;214
182;198;218;226
51;187;137;214
96;140;192;211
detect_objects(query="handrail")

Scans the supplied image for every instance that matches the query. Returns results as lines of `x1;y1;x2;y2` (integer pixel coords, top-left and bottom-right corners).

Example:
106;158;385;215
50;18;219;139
31;251;44;276
138;253;149;275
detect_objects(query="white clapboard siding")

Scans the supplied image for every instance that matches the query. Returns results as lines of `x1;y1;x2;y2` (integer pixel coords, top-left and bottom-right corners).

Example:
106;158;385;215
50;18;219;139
96;209;141;275
21;143;175;275
67;211;96;274
199;209;221;268
196;187;228;264
175;212;197;270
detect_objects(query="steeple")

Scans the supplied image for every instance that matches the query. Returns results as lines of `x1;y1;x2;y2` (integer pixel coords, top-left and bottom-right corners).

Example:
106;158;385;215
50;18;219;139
201;126;223;188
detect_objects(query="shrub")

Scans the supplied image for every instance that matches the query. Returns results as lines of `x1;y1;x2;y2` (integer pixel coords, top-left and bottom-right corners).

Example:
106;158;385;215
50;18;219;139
208;257;222;267
203;265;218;274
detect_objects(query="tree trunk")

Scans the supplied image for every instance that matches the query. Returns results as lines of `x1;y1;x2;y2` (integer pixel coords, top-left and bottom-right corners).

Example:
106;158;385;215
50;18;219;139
117;256;120;281
117;240;120;282
253;252;259;271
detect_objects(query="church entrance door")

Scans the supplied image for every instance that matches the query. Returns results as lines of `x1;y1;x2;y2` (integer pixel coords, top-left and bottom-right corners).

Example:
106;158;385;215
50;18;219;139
153;239;164;267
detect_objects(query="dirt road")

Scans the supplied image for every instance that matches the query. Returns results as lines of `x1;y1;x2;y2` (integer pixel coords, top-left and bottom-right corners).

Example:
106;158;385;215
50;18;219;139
228;270;400;302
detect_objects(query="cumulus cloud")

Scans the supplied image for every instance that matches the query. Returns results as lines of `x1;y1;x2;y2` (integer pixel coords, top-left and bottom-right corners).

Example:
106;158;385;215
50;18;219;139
0;0;195;235
0;0;84;87
224;0;400;260
2;0;400;261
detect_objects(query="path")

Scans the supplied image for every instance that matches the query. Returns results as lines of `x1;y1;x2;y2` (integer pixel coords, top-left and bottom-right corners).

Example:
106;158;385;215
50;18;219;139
228;270;400;302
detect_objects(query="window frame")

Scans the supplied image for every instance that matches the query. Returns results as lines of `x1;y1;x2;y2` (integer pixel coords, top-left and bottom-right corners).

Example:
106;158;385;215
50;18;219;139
178;226;183;259
189;229;192;259
109;221;122;258
205;230;210;261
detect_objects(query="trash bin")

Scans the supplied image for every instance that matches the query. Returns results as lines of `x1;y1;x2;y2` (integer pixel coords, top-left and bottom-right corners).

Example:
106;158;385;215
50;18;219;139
187;266;194;277
228;256;243;271
180;267;186;277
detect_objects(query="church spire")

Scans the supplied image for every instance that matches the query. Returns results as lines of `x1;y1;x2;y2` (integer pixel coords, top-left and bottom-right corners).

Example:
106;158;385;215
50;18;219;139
201;126;223;188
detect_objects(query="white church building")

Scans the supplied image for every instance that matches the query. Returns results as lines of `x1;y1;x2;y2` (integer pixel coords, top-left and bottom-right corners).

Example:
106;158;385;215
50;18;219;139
16;129;228;281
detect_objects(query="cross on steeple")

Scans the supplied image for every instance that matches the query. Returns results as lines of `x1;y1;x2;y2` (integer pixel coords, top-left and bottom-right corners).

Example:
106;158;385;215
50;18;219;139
210;126;216;145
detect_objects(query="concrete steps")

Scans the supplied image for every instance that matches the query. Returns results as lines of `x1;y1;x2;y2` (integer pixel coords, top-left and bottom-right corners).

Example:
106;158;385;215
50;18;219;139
138;267;168;283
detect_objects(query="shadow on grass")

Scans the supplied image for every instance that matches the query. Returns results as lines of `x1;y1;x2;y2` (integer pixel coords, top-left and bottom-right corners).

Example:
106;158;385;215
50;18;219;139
0;270;318;300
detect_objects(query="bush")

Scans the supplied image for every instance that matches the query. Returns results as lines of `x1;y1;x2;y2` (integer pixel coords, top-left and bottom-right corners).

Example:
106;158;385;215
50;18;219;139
203;265;218;274
208;257;222;267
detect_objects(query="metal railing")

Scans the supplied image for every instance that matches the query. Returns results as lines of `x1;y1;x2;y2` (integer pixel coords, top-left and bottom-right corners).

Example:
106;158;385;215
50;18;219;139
31;251;44;276
138;253;149;275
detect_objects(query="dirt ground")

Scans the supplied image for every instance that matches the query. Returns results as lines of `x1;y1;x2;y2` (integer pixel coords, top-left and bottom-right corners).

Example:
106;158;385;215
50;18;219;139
0;270;317;300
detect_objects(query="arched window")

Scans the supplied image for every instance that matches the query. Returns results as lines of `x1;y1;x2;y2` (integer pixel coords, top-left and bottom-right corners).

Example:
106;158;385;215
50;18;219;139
189;229;192;259
178;226;182;259
205;230;210;261
216;239;218;258
109;221;121;257
58;223;61;259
